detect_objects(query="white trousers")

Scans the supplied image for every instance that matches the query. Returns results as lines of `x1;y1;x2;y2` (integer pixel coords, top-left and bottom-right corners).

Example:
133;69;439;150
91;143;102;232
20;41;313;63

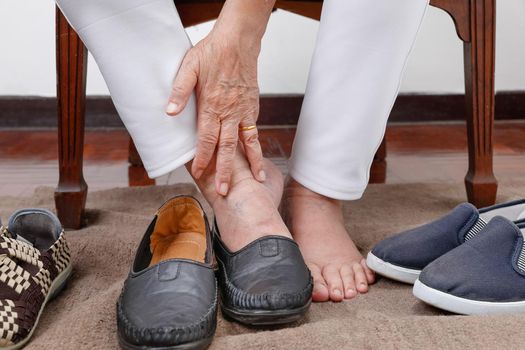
55;0;428;200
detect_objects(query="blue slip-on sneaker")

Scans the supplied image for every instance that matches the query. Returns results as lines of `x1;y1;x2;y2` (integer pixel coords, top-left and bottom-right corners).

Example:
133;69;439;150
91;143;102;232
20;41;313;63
413;217;525;315
366;199;525;284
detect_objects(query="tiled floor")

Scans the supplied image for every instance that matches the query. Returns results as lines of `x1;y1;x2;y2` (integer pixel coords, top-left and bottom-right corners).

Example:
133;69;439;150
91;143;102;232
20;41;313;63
1;122;524;197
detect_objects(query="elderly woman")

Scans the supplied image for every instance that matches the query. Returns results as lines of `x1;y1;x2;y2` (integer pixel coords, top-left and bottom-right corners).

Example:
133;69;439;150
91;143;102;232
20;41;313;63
56;0;428;304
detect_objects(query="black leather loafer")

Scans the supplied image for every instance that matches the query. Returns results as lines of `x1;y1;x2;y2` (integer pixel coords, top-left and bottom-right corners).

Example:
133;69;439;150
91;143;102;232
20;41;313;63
117;196;217;350
214;222;313;326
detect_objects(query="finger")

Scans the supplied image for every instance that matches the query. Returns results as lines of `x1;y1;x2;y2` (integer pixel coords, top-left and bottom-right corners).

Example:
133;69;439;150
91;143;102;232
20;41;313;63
322;264;344;302
309;263;329;302
353;263;369;294
215;121;239;196
240;123;265;182
166;53;198;116
340;264;357;299
191;113;220;179
361;258;376;284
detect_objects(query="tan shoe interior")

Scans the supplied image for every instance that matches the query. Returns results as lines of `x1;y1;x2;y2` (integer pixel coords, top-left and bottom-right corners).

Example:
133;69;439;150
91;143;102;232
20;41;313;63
149;197;207;266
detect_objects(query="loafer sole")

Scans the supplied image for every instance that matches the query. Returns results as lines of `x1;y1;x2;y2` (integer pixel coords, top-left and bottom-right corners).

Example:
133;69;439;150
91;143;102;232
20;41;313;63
366;252;421;284
221;300;311;326
413;279;525;315
118;333;214;350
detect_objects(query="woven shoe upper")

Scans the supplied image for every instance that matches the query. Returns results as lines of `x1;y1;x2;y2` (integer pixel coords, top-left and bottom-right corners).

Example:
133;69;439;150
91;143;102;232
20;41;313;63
0;209;71;346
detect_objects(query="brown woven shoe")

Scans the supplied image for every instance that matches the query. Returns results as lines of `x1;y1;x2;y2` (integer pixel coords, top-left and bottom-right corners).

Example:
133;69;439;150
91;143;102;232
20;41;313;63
0;209;72;349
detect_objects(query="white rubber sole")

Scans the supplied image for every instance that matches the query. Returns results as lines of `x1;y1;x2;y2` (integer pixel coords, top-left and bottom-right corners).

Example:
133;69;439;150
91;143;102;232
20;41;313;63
413;279;525;315
366;252;421;284
3;263;73;350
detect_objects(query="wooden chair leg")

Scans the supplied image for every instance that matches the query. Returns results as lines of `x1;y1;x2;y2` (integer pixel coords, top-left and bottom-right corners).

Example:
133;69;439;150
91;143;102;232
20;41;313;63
128;138;155;187
55;7;88;229
370;137;387;184
463;0;497;207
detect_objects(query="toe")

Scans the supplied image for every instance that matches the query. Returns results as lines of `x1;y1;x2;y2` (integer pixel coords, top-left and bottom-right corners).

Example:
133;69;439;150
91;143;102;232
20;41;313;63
340;264;357;299
309;263;329;302
322;264;344;302
361;258;376;284
353;263;369;294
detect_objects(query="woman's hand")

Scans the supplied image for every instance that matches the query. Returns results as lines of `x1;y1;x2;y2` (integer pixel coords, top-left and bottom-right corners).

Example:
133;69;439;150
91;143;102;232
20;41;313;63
165;0;275;196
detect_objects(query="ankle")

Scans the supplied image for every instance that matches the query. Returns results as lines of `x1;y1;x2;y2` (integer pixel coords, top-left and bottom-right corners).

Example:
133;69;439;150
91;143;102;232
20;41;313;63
286;178;341;206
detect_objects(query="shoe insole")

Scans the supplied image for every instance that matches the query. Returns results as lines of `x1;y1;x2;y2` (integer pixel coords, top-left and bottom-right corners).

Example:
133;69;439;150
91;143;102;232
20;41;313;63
149;197;207;266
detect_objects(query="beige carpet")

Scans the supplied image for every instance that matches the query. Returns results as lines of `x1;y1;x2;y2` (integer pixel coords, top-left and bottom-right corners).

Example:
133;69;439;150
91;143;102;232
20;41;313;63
2;181;525;350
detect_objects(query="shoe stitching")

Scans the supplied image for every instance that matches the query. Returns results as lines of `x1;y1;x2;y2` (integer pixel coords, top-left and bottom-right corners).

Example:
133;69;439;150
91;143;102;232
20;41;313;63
215;256;313;309
117;279;218;343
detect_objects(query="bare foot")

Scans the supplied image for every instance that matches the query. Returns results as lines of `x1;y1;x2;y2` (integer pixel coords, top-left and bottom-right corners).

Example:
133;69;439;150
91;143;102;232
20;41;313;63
191;147;291;251
282;178;375;302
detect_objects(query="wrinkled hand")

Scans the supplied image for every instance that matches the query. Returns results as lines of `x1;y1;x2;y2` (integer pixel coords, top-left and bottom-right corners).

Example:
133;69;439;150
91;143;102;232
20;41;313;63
166;30;265;196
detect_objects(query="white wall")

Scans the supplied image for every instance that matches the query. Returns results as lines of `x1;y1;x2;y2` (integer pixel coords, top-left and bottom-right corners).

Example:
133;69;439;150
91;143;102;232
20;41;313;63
1;1;524;96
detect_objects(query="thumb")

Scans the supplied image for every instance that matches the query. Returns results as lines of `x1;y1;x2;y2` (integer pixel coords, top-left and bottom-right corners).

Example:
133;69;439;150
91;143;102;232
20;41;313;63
166;56;198;116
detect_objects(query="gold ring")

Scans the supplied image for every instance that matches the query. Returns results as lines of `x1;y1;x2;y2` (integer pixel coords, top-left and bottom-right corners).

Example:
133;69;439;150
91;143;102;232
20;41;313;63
239;125;257;132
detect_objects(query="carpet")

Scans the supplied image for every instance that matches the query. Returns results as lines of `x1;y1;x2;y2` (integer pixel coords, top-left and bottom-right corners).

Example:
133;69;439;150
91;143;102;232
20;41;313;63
2;181;525;349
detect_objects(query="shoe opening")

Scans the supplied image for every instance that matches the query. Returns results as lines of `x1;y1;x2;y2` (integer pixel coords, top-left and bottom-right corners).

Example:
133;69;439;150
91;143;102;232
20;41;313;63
149;197;207;266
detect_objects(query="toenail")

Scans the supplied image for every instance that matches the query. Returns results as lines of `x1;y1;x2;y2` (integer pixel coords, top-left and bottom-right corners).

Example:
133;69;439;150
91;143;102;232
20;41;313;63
333;289;342;296
347;289;356;296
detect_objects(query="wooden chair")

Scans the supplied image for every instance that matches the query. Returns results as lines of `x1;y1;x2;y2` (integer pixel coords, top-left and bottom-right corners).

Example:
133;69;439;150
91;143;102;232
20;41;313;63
55;0;497;229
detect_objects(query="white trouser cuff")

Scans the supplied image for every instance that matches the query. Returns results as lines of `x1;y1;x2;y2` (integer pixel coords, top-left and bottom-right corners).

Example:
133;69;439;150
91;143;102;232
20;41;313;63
56;0;196;179
288;164;366;201
146;147;196;179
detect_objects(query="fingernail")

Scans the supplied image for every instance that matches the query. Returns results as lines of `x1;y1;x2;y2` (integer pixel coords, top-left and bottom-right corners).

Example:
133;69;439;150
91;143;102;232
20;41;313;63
219;183;229;196
194;169;203;179
258;170;266;181
333;289;342;297
166;102;178;114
